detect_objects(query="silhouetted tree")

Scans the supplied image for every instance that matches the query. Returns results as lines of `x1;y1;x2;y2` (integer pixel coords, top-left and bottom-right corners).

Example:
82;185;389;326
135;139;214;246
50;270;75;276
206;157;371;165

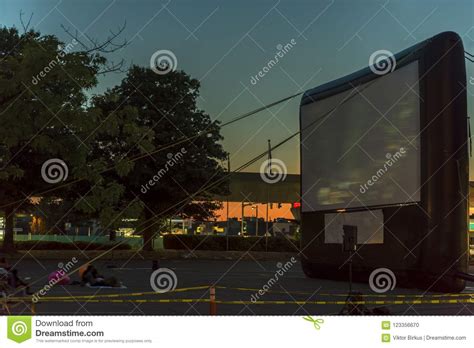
91;66;228;250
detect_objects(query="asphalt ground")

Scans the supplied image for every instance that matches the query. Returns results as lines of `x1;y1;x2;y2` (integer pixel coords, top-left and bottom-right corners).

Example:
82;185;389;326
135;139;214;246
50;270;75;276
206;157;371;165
3;259;474;315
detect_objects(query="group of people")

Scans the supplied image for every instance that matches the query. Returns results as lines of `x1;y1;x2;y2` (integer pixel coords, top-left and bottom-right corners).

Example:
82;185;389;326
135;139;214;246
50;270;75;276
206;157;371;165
0;257;122;297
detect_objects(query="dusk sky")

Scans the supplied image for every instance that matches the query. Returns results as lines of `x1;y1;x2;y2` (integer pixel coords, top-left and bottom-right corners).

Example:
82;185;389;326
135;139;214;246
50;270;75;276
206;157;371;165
1;0;473;175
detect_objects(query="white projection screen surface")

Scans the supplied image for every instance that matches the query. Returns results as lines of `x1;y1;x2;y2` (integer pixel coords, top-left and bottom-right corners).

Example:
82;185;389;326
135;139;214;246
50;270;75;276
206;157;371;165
301;61;421;212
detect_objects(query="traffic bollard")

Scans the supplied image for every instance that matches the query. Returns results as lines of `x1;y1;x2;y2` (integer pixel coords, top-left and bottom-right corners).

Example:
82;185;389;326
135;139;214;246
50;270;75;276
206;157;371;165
210;287;217;315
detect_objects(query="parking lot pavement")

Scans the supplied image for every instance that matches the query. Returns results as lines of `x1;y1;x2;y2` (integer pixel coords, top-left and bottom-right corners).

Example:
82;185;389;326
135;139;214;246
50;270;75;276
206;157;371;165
4;258;474;315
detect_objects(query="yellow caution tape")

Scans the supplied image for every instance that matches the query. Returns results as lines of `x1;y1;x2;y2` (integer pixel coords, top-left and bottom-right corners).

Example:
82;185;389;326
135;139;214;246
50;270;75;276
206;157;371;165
217;298;474;305
215;286;474;298
7;285;211;301
9;298;473;305
28;299;211;304
5;284;474;304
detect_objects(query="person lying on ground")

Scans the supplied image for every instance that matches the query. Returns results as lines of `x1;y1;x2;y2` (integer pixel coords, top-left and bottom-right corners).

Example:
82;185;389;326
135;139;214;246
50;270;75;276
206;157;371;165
81;265;120;287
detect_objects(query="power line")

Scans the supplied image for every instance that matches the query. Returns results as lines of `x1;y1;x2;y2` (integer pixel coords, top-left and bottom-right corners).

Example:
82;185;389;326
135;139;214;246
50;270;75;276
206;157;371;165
465;51;474;63
1;39;428;210
0;39;427;225
134;80;377;233
0;91;304;209
220;91;303;127
133;43;429;233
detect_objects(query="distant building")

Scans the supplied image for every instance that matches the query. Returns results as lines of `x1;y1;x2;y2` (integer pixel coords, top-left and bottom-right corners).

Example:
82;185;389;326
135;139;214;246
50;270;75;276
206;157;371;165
212;172;300;236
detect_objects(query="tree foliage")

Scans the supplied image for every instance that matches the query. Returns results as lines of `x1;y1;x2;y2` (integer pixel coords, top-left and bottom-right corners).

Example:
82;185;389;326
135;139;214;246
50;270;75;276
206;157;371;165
0;27;141;249
0;26;228;250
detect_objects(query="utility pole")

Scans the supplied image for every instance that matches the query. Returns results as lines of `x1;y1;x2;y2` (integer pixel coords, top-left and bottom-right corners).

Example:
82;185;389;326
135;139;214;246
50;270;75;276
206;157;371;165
266;139;272;251
226;154;230;251
267;139;272;173
253;205;259;236
265;200;269;239
241;202;244;236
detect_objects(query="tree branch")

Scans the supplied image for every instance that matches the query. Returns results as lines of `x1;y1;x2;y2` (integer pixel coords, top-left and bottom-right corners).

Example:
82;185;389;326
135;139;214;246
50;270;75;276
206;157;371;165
97;58;127;75
60;21;129;54
19;11;33;33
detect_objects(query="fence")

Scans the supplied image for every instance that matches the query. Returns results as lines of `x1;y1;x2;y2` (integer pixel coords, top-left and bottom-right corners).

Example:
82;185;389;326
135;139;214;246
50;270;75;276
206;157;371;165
0;234;163;250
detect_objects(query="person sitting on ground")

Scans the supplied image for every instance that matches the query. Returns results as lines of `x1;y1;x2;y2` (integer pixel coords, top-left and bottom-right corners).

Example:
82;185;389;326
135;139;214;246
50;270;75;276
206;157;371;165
81;265;120;287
